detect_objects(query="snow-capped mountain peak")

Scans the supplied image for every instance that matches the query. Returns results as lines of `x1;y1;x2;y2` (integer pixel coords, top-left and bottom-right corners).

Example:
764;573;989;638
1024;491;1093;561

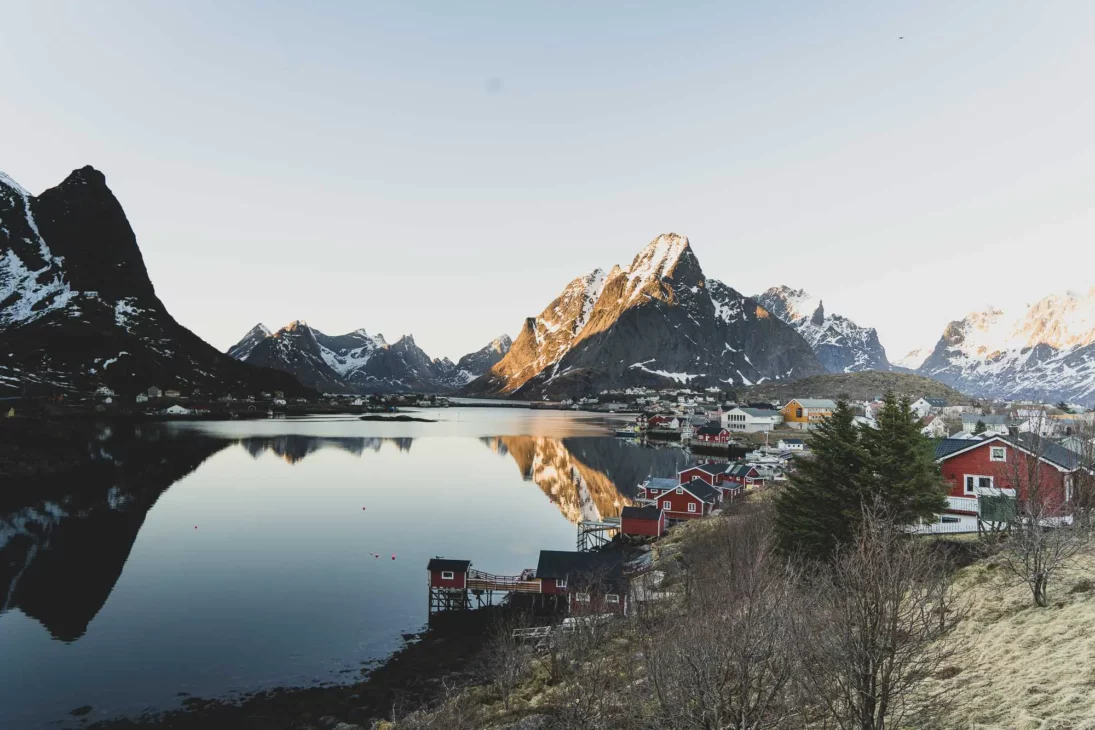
918;289;1095;405
754;286;890;373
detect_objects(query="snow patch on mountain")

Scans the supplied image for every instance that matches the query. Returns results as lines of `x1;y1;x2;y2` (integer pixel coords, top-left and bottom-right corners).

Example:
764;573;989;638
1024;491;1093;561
917;289;1095;405
755;286;890;373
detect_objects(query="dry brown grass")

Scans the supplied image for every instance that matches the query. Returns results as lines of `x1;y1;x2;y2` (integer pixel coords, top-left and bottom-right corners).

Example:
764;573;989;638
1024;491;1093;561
919;553;1095;730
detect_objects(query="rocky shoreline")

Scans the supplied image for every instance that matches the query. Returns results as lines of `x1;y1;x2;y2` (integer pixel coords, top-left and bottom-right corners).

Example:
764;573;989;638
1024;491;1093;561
88;609;503;730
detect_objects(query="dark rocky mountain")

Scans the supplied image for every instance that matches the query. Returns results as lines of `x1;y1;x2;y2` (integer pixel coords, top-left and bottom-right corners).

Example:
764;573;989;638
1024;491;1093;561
438;335;512;388
0;167;309;397
754;286;891;373
465;234;824;398
229;321;510;394
915;292;1095;406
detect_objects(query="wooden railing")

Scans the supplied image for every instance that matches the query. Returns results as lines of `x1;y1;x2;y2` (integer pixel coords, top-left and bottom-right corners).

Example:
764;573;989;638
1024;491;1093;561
467;569;542;594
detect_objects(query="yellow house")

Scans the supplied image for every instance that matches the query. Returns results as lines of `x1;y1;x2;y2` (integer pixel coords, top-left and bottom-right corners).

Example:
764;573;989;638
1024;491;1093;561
781;399;837;430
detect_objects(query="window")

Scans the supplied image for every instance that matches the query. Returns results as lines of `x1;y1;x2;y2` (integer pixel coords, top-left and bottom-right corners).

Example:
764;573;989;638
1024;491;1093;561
676;487;683;494
990;447;1007;462
575;593;590;603
940;515;961;524
556;579;567;590
965;475;993;494
663;500;671;509
649;489;659;495
688;503;697;513
796;408;803;418
605;594;620;604
441;571;454;580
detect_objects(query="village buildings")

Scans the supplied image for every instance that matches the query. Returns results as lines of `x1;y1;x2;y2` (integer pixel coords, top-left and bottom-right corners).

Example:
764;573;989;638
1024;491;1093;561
780;398;836;430
723;407;783;433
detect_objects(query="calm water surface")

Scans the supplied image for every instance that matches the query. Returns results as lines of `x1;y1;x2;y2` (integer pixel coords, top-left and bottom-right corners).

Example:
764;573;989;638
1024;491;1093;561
0;409;695;729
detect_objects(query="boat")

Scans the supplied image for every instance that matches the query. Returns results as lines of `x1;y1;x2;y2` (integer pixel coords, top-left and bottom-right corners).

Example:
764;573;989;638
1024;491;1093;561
615;425;640;437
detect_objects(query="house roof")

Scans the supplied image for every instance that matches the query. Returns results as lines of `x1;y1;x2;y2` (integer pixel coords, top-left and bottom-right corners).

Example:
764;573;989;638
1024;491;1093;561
646;477;680;490
536;550;624;582
934;438;979;459
961;414;1009;425
1012;433;1084;471
681;463;726;476
427;558;471;573
780;438;805;445
682;477;721;503
726;463;759;478
787;399;837;409
921;397;948;406
622;506;662;521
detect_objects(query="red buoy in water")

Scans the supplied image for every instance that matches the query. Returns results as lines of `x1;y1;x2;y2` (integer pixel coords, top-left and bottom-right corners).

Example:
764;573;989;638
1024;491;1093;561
362;507;366;510
391;554;396;560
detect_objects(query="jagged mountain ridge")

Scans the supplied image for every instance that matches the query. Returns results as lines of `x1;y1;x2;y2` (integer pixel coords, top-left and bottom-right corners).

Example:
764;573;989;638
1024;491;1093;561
0;167;310;397
464;234;824;398
917;290;1095;406
229;321;511;394
754;286;891;373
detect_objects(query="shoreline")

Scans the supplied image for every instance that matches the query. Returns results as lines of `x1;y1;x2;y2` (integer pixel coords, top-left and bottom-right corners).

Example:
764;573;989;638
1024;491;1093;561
87;609;505;730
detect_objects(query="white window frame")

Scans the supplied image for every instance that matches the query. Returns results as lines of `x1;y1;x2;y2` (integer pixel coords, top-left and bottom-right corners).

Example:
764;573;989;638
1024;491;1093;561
965;474;994;495
990;446;1007;462
663;500;672;509
688;503;697;513
605;593;620;604
676;487;683;494
556;579;567;590
441;571;454;580
575;592;590;603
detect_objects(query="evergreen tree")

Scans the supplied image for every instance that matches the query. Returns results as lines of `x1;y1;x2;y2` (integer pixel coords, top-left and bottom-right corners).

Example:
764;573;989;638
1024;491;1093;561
775;401;869;557
775;395;949;559
974;419;987;435
858;393;949;527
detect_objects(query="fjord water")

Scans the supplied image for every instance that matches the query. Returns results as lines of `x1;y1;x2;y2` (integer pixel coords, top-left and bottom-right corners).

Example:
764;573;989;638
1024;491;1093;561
0;409;695;729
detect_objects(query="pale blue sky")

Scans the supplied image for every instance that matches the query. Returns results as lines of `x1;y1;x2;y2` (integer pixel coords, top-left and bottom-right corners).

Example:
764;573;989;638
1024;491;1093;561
2;1;1093;361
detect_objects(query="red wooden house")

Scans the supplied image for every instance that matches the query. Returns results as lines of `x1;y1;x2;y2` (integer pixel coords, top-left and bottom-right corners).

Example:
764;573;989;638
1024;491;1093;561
723;463;763;488
427;558;471;589
647;414;680;430
934;435;1084;523
677;463;728;488
640;477;683;501
651;478;721;520
621;506;665;537
693;424;732;444
535;550;628;615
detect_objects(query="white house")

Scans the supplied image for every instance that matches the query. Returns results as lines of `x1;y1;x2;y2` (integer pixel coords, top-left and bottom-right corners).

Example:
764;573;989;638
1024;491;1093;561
163;404;191;415
960;414;1010;436
147;386;162;398
777;438;806;452
722;407;783;433
911;397;948;419
920;414;949;438
95;386;115;397
352;398;364;406
273;398;287;406
136;393;148;404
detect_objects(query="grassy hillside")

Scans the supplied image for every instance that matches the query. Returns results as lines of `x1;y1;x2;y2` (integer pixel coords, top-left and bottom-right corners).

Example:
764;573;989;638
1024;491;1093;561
920;554;1095;729
742;370;974;405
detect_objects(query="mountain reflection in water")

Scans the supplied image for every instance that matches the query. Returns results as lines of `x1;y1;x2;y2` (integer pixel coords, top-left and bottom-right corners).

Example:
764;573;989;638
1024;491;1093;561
1;414;702;728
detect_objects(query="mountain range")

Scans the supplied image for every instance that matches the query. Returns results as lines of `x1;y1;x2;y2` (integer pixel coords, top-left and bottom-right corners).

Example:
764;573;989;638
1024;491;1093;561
226;321;511;394
465;234;825;398
914;291;1095;406
0;167;308;397
754;286;891;373
5;165;1094;405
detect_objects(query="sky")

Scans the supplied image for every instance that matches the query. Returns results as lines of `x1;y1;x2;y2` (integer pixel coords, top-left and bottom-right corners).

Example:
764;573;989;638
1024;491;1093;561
2;0;1093;363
